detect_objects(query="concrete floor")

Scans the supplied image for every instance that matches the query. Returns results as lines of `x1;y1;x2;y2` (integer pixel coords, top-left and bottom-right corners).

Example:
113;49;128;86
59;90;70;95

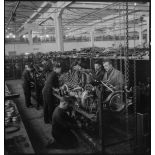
6;80;92;154
6;79;135;154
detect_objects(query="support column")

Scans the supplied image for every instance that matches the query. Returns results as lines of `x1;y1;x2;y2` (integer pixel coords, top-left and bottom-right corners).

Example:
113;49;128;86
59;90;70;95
28;30;33;53
90;30;94;47
55;14;64;52
146;17;149;45
138;29;142;45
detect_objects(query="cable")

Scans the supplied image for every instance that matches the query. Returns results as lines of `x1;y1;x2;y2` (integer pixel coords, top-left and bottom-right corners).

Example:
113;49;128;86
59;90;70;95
124;0;130;145
133;4;137;152
113;11;117;69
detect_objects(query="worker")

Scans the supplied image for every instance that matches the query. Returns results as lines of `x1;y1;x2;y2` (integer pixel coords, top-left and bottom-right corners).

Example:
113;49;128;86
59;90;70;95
60;61;82;90
22;64;35;108
102;59;124;91
90;60;105;83
42;62;62;124
47;96;78;149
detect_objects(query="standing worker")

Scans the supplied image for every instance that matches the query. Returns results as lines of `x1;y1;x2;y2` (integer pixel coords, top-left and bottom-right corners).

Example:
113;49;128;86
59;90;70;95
42;62;62;124
22;64;35;108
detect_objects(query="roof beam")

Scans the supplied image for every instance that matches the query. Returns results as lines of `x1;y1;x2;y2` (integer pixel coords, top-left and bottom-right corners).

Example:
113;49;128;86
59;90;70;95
6;1;20;28
68;3;111;9
63;2;121;26
34;2;73;26
17;2;49;33
65;8;148;35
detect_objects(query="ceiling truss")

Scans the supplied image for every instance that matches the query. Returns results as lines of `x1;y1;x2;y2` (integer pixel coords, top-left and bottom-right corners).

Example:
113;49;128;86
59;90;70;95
5;1;150;37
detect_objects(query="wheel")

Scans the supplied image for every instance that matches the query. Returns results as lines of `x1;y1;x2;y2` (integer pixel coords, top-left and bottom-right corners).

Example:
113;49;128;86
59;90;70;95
104;91;125;113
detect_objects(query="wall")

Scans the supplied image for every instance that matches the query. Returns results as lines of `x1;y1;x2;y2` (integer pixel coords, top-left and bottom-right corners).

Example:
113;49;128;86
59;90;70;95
5;40;141;55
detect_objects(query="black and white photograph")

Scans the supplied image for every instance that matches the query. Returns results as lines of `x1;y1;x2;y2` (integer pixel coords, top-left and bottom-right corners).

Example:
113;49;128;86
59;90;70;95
4;1;151;154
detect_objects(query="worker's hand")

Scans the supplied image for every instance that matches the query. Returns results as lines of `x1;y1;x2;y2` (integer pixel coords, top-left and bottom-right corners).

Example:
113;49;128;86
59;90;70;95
89;114;97;122
53;88;59;93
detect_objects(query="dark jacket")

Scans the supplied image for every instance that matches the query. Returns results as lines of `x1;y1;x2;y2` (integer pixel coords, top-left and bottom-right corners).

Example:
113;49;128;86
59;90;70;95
43;71;59;93
42;71;60;123
102;67;124;90
52;106;78;148
92;68;105;82
52;107;75;134
22;69;34;88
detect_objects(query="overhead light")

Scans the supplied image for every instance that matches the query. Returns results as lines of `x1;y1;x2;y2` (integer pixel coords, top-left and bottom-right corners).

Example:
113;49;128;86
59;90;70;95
6;35;9;38
23;35;26;38
46;34;49;38
13;35;16;38
134;3;137;6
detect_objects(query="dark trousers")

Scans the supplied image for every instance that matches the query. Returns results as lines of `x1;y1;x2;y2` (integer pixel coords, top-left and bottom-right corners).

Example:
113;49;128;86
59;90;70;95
42;90;59;123
35;84;43;107
23;85;31;107
52;130;78;148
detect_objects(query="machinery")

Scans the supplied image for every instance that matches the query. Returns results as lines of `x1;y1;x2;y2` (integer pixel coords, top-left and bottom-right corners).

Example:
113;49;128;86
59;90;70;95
58;69;130;138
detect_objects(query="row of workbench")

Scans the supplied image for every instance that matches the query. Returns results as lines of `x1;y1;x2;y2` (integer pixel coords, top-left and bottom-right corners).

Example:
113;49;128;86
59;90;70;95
5;83;34;154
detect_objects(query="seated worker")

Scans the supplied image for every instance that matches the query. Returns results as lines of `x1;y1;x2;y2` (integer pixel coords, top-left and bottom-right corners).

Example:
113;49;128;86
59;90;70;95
48;96;78;149
90;60;105;84
22;64;35;108
42;62;62;124
102;59;124;91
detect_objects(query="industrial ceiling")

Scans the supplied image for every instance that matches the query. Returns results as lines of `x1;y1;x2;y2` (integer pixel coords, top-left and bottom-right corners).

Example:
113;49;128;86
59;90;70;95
5;1;150;38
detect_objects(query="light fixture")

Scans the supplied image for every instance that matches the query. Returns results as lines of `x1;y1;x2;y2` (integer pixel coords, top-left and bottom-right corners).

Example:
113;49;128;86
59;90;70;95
46;34;49;38
6;35;9;38
13;35;16;38
23;35;26;38
134;3;137;6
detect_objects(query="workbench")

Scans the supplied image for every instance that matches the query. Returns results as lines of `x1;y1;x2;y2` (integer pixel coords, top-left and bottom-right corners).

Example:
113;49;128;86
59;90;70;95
5;83;34;154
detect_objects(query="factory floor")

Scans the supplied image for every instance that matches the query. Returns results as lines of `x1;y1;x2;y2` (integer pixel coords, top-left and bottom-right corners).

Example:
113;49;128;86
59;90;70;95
6;79;134;154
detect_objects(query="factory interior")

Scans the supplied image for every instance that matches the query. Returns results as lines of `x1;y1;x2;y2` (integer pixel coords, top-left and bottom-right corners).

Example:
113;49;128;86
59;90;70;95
4;1;151;155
